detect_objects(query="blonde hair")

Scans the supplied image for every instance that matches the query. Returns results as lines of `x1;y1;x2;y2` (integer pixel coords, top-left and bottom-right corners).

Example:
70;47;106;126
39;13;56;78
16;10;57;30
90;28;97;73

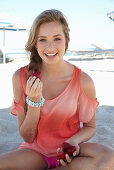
24;9;70;112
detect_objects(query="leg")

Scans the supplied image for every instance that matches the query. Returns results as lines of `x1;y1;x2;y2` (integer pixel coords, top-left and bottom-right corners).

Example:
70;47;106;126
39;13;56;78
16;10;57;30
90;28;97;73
0;149;48;170
68;142;114;170
51;143;114;170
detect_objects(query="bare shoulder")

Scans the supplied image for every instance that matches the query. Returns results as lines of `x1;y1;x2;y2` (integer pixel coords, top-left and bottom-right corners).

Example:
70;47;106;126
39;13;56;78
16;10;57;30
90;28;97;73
81;71;96;100
12;69;21;103
12;69;20;87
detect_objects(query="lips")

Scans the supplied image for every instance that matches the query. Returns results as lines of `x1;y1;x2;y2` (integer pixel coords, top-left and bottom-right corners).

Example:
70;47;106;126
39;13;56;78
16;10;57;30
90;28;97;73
44;53;57;58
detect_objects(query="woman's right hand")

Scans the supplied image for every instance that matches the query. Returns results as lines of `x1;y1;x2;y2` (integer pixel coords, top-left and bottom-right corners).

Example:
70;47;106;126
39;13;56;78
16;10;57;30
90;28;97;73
26;76;43;102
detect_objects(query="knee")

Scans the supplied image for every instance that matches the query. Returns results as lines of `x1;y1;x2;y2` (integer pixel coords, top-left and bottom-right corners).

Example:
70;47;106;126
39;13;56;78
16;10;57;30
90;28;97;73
82;142;113;158
79;142;114;169
96;143;113;159
95;144;114;169
0;158;9;170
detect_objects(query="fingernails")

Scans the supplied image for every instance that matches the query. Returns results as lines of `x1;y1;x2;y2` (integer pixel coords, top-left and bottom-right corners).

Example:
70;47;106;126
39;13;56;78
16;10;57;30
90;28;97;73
60;160;62;164
28;76;31;80
65;154;68;157
73;151;77;156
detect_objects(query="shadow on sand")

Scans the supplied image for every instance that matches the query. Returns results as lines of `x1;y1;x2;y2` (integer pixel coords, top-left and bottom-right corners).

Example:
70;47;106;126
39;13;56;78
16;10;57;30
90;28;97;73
0;107;23;154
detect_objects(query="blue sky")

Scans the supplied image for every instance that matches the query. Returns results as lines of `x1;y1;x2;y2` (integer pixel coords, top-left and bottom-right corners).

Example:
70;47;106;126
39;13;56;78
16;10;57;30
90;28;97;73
0;0;114;50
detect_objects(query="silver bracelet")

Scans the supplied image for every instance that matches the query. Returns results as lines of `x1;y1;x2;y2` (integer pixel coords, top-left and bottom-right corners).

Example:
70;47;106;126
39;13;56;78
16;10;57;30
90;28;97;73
26;96;45;108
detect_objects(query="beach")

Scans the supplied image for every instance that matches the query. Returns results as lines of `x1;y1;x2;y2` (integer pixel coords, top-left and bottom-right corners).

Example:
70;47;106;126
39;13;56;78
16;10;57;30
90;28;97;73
0;57;114;154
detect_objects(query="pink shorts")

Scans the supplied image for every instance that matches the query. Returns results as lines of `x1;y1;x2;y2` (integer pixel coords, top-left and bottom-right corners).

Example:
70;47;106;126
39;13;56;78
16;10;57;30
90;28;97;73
18;141;60;169
43;154;60;169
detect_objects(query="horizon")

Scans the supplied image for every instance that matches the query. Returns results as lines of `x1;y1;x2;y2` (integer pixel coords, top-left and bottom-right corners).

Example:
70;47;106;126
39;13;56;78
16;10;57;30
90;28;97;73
0;0;114;50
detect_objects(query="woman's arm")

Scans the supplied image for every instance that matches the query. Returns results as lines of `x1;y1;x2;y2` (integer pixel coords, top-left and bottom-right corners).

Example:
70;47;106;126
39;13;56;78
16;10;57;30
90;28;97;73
12;70;42;143
66;71;96;145
66;114;96;145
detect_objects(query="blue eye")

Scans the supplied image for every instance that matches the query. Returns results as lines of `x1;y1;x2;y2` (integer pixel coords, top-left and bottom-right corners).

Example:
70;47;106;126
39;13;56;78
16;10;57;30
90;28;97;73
55;38;61;41
39;39;46;42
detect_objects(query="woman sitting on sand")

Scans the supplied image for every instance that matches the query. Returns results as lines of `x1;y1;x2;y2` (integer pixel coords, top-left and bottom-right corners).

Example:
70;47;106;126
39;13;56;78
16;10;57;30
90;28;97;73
0;9;113;170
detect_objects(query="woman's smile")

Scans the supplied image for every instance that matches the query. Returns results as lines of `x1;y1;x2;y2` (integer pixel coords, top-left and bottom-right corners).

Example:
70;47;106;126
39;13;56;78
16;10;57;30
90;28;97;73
36;22;66;64
44;52;58;59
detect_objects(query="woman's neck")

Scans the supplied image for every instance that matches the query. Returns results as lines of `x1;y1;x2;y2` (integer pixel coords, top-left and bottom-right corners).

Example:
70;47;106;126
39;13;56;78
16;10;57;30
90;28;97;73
41;60;68;78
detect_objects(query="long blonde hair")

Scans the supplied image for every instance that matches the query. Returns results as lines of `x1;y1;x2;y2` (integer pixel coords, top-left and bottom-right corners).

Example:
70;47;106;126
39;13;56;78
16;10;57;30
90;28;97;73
24;9;70;112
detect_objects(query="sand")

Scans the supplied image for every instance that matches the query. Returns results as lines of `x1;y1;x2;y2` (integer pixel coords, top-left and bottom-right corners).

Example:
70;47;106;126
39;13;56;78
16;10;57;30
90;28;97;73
0;57;114;154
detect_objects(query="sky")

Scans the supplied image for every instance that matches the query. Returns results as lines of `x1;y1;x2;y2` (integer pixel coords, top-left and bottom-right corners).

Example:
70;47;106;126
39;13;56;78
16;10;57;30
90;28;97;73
0;0;114;50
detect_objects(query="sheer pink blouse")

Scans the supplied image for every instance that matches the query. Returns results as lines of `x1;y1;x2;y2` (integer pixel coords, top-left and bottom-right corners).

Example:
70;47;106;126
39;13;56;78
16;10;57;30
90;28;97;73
11;65;99;157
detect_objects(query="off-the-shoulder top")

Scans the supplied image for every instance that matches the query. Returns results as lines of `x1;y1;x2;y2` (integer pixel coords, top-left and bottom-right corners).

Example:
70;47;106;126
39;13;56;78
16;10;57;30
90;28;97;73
11;65;99;157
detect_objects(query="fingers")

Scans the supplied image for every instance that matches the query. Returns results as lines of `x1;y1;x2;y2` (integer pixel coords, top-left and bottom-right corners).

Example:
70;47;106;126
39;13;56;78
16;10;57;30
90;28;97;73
65;153;72;163
60;159;67;166
59;153;72;167
74;144;80;156
57;142;80;167
26;76;43;98
31;78;41;91
59;148;79;167
26;76;36;93
73;150;77;157
35;81;43;94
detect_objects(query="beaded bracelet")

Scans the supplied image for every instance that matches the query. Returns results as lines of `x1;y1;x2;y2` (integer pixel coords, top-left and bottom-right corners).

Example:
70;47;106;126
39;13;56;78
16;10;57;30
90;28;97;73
26;96;45;108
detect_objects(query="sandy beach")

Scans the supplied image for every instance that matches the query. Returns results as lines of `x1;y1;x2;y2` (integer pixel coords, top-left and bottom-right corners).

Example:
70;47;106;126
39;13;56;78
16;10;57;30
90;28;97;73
0;57;114;154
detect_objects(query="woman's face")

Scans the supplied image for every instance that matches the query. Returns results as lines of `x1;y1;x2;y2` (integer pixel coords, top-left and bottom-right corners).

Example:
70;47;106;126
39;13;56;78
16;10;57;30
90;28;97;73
36;21;66;65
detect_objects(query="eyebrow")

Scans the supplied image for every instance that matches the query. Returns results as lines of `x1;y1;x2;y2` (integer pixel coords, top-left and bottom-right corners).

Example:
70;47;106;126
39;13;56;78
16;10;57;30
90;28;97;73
38;34;62;38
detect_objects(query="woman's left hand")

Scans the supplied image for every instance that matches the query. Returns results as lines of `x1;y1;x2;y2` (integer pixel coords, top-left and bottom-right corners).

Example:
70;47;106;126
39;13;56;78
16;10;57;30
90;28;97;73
59;153;72;166
59;142;80;166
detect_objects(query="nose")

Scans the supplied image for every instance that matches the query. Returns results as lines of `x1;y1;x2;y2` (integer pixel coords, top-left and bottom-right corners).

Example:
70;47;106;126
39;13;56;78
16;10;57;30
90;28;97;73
47;41;54;49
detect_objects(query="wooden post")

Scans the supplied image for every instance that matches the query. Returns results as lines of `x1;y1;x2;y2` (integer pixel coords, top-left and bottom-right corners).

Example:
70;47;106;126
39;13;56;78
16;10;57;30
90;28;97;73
3;51;5;64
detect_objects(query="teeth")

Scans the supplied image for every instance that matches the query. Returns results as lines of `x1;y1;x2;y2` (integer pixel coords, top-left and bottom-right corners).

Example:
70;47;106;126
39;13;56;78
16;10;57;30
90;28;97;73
45;53;56;56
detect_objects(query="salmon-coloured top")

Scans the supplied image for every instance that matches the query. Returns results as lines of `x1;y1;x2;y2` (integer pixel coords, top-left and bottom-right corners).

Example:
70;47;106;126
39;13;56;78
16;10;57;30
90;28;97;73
11;65;99;157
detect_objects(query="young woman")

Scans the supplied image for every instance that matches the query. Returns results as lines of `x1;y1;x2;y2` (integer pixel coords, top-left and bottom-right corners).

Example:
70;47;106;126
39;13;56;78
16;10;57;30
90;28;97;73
0;9;113;170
